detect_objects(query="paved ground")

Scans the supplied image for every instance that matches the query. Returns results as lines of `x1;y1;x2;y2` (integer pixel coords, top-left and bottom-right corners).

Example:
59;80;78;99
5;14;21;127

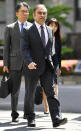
0;110;81;131
0;77;81;130
0;79;81;113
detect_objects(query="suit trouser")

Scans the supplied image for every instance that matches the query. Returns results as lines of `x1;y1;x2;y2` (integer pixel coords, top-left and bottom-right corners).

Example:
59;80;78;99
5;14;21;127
10;66;28;117
25;65;60;123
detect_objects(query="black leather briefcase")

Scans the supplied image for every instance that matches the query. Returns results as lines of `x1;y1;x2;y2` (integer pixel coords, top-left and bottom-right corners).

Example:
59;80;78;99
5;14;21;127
0;72;11;98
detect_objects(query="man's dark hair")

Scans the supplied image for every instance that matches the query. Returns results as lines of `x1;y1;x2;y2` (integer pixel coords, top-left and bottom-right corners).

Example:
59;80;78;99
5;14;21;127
16;2;30;12
34;4;47;13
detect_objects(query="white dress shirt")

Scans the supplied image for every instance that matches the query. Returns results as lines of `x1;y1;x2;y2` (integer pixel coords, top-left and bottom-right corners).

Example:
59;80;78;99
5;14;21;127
18;20;27;32
52;36;55;55
35;21;48;45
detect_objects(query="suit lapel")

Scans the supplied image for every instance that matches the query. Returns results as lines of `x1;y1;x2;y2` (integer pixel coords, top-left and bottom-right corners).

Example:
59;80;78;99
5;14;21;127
14;21;21;38
33;24;41;41
32;24;44;47
32;24;52;49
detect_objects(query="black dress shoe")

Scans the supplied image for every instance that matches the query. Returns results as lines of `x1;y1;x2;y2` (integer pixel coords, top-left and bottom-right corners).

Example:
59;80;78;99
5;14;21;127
12;117;19;122
28;119;36;127
11;111;19;122
53;118;67;127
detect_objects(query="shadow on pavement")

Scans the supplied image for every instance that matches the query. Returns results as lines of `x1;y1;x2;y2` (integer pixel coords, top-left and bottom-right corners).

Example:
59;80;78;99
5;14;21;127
0;121;27;127
4;127;66;131
0;117;66;131
72;116;81;121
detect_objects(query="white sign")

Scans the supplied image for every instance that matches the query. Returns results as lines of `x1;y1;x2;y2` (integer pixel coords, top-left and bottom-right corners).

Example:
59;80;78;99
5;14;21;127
74;60;81;73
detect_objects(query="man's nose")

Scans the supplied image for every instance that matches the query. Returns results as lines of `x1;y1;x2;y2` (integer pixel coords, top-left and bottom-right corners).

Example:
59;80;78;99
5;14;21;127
41;13;45;17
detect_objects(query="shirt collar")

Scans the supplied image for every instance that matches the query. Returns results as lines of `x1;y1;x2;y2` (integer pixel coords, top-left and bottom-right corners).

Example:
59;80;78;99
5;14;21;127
35;21;46;29
18;20;27;26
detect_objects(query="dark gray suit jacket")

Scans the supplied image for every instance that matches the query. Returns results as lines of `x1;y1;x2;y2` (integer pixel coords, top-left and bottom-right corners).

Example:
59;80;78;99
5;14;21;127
3;21;32;70
21;23;54;76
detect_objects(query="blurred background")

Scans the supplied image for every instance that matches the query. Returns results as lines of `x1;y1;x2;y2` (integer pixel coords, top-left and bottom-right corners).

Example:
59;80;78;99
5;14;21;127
0;0;81;77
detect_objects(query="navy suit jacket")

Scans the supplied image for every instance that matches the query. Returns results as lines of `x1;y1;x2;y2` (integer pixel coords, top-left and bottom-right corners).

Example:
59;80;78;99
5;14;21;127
21;23;54;76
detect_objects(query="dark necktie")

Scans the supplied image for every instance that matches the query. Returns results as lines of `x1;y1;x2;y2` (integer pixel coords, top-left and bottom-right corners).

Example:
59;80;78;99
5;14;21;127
40;25;46;47
21;23;24;33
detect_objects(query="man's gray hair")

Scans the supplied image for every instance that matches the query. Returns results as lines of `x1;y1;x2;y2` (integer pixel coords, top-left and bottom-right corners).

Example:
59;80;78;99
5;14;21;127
33;4;47;13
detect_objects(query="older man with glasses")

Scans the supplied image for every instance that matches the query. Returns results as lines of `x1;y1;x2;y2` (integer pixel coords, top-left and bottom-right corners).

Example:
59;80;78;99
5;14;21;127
21;4;67;127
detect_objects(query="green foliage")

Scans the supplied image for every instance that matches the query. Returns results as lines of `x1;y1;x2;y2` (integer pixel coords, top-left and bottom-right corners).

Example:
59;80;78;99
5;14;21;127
47;5;72;17
47;5;73;29
61;64;75;75
61;67;70;75
62;46;73;55
62;46;73;59
17;0;36;1
17;0;44;3
0;67;3;75
28;5;73;29
61;37;67;45
28;8;34;22
0;40;5;46
16;1;73;29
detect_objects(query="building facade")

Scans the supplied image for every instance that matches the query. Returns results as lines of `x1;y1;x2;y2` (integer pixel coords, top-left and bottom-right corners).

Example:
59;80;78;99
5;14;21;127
0;0;16;40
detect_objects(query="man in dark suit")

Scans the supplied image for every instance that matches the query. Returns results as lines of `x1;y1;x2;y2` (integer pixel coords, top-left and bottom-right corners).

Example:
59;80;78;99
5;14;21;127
3;2;32;122
21;4;67;127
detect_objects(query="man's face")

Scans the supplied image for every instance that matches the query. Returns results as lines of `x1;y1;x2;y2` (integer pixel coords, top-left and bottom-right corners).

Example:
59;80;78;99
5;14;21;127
16;6;29;23
33;6;47;25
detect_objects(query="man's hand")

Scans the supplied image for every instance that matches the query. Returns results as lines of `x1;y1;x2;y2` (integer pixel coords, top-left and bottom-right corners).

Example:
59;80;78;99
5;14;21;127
3;66;9;73
28;62;37;69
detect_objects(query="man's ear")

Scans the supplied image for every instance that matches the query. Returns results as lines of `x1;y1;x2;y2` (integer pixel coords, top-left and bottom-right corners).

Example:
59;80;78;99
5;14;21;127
16;12;18;17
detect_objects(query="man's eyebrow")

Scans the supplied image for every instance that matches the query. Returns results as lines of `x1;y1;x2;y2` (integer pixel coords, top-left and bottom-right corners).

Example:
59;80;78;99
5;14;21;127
37;11;47;13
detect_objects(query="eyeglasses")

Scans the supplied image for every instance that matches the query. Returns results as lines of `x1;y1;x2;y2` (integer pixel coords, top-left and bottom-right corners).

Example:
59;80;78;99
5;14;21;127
37;11;47;15
19;10;29;14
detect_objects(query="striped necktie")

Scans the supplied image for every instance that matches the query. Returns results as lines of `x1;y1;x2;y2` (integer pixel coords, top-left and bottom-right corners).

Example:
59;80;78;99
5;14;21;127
40;25;46;47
